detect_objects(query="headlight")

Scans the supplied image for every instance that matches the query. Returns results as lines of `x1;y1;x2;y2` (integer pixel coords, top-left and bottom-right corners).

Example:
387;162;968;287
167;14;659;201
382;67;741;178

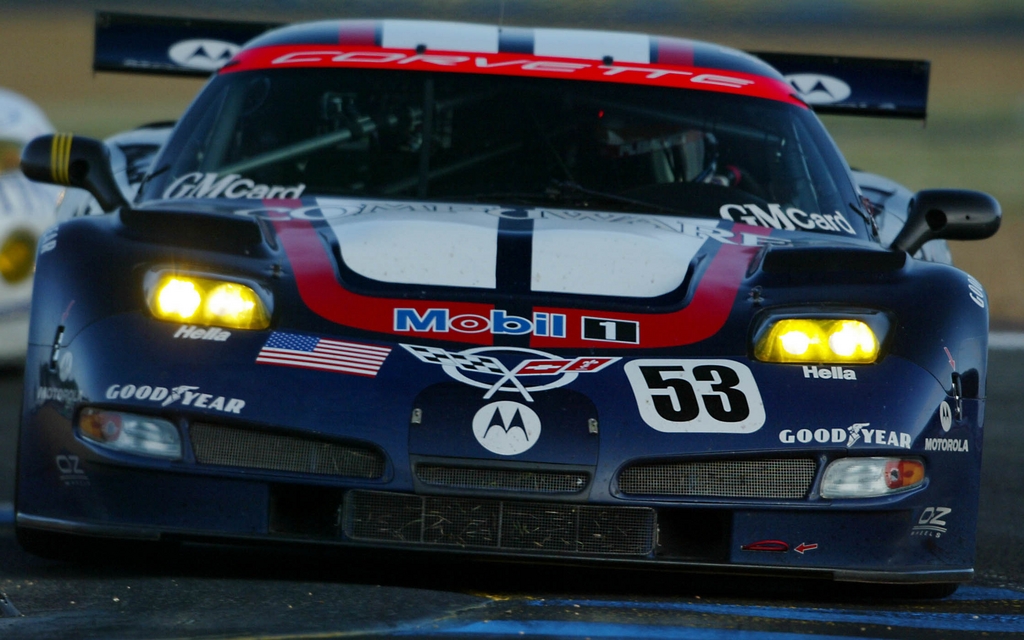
0;229;36;284
820;457;925;498
752;311;890;364
145;272;271;330
0;140;21;175
79;408;182;460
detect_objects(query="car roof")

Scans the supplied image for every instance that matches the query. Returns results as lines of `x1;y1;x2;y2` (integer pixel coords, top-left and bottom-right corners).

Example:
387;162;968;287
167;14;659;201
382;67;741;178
244;19;781;78
228;19;799;106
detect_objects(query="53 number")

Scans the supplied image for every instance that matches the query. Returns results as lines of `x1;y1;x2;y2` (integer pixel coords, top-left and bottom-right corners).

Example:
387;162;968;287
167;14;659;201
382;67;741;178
625;359;765;433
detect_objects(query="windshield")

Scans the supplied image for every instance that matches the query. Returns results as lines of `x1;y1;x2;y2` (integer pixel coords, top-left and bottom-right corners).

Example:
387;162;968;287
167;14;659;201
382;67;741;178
142;68;867;238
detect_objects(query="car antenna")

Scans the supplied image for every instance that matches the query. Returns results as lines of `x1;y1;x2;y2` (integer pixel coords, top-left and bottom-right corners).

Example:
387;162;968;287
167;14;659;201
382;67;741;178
498;0;506;27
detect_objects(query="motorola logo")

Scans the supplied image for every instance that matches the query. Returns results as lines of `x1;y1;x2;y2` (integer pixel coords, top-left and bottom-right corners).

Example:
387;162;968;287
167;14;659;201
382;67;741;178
168;39;240;71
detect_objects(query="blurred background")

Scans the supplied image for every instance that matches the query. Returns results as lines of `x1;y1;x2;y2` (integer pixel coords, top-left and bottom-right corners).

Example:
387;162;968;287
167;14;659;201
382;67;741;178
2;0;1023;323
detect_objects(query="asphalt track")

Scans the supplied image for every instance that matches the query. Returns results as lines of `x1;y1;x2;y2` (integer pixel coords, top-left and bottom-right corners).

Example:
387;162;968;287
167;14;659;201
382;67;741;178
1;346;1024;639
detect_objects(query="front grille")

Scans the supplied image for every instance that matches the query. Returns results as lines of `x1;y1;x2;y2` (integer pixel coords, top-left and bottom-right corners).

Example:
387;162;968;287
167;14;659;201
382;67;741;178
191;423;385;479
619;458;817;499
344;490;655;556
415;464;588;494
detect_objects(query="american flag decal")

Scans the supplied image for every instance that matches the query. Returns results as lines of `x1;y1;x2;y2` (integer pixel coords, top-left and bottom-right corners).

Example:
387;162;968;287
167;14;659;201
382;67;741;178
256;332;391;377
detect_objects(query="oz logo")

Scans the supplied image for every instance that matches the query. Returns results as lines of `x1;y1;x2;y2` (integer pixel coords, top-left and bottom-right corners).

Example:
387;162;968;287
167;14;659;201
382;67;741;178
625;359;765;433
912;506;951;538
472;401;541;456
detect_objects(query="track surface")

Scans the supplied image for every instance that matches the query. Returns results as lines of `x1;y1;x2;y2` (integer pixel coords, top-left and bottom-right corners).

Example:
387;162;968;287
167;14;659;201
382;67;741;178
2;352;1024;639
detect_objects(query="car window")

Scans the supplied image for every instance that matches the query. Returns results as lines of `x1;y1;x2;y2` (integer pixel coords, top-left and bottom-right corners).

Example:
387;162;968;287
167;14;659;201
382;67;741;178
142;68;867;238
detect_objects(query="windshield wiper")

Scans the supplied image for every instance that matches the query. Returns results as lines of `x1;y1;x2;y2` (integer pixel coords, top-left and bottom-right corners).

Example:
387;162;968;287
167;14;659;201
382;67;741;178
548;180;689;216
137;162;171;196
849;200;880;238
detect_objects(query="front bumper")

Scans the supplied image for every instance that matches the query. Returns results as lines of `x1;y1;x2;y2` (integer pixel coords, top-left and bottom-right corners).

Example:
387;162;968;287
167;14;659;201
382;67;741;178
16;315;982;584
16;450;976;584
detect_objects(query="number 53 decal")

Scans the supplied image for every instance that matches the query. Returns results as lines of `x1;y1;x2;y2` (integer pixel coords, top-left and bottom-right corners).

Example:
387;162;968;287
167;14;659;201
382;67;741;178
624;360;765;433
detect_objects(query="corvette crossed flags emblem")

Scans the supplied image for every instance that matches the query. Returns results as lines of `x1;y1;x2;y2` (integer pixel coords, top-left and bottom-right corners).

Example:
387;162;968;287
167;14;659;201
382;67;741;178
401;344;618;402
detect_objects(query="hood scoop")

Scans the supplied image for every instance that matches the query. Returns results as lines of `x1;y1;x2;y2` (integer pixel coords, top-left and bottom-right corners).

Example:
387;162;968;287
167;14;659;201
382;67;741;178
761;245;906;274
330;208;709;298
121;204;266;254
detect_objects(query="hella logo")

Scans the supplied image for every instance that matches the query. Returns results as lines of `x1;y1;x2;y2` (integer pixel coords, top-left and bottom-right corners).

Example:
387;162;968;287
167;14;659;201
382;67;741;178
784;73;852;105
168;39;240;71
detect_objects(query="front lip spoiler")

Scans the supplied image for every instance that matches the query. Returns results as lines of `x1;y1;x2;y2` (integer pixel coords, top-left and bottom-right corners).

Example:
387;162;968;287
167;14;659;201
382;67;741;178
15;512;974;585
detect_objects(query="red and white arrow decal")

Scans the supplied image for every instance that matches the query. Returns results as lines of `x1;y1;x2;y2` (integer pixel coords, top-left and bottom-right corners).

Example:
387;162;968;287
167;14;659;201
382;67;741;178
794;542;818;554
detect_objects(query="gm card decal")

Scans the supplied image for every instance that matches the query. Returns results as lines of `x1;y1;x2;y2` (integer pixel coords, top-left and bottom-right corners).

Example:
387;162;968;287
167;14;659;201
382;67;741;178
624;359;765;433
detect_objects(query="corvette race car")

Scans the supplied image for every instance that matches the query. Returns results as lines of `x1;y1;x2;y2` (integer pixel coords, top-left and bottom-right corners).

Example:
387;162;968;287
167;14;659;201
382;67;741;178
0;88;61;364
15;14;1001;594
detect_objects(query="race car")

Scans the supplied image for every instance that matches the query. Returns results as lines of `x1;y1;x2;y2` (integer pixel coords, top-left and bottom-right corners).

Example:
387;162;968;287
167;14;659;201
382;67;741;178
0;90;167;364
0;88;62;365
15;14;1001;595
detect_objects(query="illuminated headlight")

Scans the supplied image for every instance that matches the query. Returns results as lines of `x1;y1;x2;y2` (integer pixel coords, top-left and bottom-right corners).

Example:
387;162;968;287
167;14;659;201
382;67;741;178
0;229;36;284
820;457;925;498
753;315;886;364
145;272;271;330
0;139;21;174
79;408;182;460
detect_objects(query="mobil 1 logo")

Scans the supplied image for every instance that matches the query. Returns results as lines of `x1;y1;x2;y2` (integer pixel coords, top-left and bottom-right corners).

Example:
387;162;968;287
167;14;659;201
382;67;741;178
624;359;765;433
582;316;639;344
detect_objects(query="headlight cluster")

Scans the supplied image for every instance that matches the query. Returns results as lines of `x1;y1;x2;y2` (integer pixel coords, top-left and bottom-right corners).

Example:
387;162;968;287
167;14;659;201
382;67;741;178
0;140;21;175
820;457;925;498
79;408;182;460
145;272;271;330
0;229;36;284
752;311;890;365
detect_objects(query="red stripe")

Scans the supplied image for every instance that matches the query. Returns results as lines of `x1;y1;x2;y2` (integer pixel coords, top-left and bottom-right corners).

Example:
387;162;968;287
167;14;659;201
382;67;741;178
256;357;378;377
338;20;378;46
531;228;766;350
257;348;384;368
272;203;765;348
653;37;694;67
272;214;495;345
225;45;802;106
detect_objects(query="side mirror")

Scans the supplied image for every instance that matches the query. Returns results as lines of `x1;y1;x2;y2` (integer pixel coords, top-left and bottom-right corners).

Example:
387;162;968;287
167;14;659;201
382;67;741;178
21;134;128;212
891;189;1001;255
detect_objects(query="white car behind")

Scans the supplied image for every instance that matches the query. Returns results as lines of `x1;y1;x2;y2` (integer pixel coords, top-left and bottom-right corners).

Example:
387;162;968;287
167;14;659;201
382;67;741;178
0;89;60;365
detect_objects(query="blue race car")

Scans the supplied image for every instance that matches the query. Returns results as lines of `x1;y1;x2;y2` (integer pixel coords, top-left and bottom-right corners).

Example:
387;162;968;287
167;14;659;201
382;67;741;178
15;14;999;595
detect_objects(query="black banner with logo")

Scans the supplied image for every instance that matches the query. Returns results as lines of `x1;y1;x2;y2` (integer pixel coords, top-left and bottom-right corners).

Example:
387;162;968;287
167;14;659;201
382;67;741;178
94;12;279;77
753;52;930;120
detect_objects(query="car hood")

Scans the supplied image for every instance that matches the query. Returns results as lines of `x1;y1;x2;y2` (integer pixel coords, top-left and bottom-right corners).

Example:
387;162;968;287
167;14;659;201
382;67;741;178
326;205;715;298
136;197;877;349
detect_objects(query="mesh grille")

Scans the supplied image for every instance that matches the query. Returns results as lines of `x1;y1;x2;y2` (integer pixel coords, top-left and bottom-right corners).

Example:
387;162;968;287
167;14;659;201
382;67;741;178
416;465;588;494
345;490;655;556
191;423;384;479
619;458;817;499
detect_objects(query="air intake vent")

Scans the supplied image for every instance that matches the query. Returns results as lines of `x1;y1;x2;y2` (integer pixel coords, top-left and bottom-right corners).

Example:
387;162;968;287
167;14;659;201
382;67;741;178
619;458;817;499
416;464;588;494
344;490;655;556
762;246;906;274
191;423;385;479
